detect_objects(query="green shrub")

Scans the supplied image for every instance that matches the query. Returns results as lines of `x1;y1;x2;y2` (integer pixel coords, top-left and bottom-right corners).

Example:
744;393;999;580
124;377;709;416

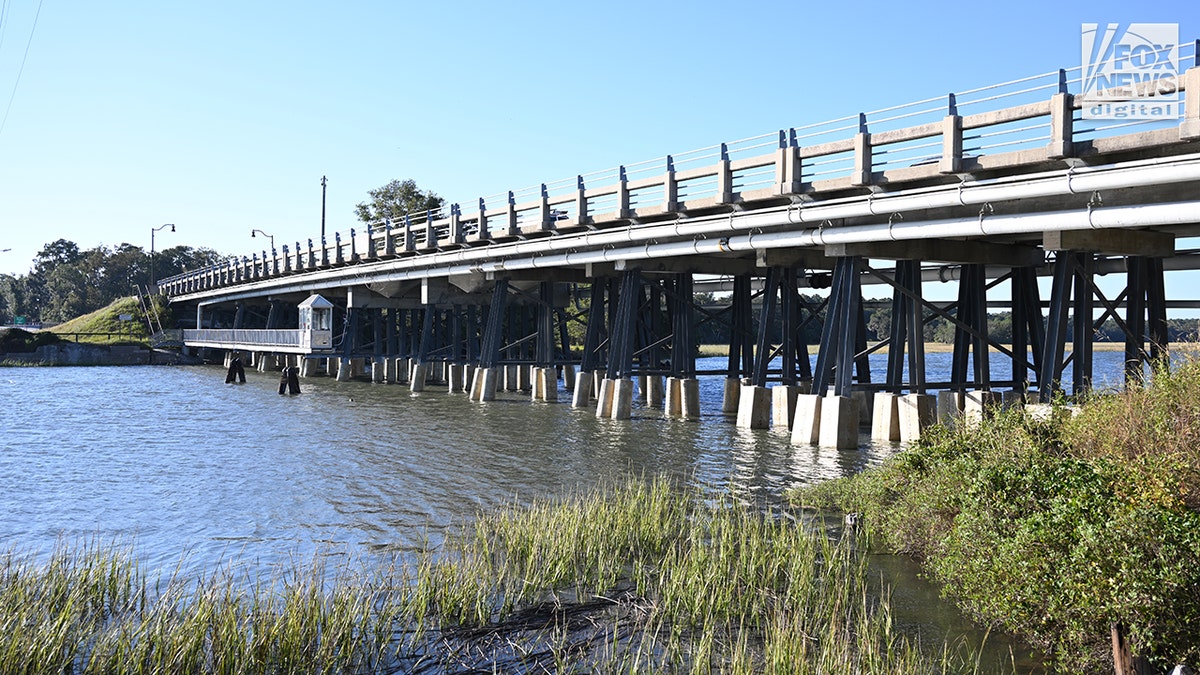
793;371;1200;672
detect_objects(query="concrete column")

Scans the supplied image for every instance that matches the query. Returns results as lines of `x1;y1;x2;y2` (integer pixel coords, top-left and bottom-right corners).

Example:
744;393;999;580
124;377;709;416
636;375;649;403
611;378;635;420
563;364;576;391
352;358;366;378
1001;390;1025;410
771;385;803;430
596;378;615;418
819;394;860;449
853;391;873;429
394;358;409;383
384;358;397;384
736;384;772;429
336;357;352;382
898;394;936;443
371;358;385;383
463;364;477;393
721;377;741;413
471;366;499;402
532;367;558;402
517;365;532;392
963;390;1000;428
871;392;901;442
327;357;339;377
410;362;429;392
680;378;701;420
299;358;314;378
571;371;593;408
791;394;823;445
592;369;607;401
665;377;683;417
445;363;463;392
645;375;665;409
504;365;519;391
257;353;269;372
937;391;963;428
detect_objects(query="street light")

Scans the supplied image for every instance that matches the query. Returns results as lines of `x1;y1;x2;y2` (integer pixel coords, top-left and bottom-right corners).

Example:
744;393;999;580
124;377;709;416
150;223;175;290
251;229;275;251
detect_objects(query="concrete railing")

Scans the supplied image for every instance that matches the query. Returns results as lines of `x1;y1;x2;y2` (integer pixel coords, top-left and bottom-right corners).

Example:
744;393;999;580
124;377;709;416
159;44;1200;298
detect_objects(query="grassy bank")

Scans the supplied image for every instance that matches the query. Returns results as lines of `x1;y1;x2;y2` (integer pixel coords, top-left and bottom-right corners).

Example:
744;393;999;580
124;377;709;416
1;480;1013;674
792;361;1200;672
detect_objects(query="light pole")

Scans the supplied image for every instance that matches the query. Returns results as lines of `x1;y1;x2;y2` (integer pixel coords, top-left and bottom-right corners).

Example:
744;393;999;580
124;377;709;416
251;228;275;251
150;223;175;290
320;176;327;242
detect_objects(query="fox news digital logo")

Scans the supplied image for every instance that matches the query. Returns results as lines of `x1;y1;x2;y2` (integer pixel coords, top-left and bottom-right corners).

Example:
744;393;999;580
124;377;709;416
1082;23;1180;120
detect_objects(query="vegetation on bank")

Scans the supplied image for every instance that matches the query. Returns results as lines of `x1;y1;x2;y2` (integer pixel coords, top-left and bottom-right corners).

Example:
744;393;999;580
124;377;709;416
1;480;1011;674
47;296;170;345
793;361;1200;672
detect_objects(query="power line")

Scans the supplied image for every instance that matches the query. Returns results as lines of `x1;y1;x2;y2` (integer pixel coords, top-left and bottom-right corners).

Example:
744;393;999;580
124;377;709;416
0;0;44;141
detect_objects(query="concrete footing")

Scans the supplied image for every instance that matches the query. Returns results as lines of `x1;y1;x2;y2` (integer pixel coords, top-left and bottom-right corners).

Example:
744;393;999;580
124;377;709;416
871;392;901;442
470;366;499;402
771;385;804;430
937;390;963;428
819;394;861;449
791;394;823;445
680;378;701;420
563;364;576;391
610;378;634;419
736;384;772;429
532;367;558;401
963;390;1000;427
447;363;465;393
371;358;385;383
571;370;593;408
596;378;615;418
721;377;741;413
645;375;665;409
410;362;428;392
898;394;937;443
336;357;353;382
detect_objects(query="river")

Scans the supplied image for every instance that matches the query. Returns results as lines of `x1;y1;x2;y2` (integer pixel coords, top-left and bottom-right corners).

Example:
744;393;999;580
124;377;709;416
2;353;1131;669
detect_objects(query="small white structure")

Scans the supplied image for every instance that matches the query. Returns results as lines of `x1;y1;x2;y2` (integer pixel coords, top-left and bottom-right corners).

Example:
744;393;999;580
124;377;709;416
298;294;334;351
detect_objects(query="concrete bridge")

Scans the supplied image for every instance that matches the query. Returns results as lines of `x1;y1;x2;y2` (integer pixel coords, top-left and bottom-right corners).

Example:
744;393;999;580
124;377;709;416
161;49;1200;447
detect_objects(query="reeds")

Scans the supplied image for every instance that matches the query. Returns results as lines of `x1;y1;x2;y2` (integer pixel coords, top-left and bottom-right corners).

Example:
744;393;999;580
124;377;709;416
0;480;994;673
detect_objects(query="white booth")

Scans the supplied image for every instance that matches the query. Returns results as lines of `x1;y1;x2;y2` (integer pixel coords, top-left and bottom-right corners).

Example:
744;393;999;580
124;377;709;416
298;294;334;351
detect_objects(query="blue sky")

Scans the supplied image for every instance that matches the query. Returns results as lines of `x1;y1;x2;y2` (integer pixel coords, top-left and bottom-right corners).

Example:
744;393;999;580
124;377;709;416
0;1;1196;279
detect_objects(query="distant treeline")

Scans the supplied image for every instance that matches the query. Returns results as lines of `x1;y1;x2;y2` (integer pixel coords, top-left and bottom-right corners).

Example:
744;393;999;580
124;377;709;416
0;239;224;324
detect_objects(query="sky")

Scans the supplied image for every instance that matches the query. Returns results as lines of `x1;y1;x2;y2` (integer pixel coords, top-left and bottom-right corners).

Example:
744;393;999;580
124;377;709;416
0;1;1197;281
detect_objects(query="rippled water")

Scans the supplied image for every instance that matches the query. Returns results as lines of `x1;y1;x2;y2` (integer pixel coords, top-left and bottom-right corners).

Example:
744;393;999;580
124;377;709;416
0;357;1079;668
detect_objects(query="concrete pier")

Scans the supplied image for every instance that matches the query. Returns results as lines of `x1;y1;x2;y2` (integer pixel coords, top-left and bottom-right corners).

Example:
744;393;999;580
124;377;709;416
680;378;701;420
532;367;558;401
610;378;634;420
721;377;741;413
871;392;901;442
819;394;860;449
447;363;465;393
371;358;385;383
771;385;804;430
736;384;772;429
645;375;665;409
791;394;823;445
571;371;593;408
937;391;963;428
596;378;615;418
898;394;936;443
963;390;1000;427
410;362;429;392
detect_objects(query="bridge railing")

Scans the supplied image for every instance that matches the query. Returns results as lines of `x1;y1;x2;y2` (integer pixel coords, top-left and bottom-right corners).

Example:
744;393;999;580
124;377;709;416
181;329;301;348
159;41;1200;297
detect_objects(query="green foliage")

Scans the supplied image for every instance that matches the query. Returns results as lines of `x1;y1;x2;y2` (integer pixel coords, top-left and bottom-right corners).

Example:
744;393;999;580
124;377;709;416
792;369;1200;672
47;296;171;344
0;327;61;353
5;239;222;323
354;178;444;225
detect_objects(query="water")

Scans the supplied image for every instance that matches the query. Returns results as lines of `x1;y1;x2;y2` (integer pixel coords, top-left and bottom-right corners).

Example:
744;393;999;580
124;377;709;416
0;356;1079;669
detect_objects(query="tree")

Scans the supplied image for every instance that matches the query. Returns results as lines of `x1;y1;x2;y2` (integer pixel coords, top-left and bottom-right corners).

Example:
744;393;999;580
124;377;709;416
354;179;445;224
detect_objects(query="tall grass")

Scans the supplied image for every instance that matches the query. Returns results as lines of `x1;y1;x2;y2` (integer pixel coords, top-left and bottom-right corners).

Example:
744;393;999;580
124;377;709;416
2;481;999;673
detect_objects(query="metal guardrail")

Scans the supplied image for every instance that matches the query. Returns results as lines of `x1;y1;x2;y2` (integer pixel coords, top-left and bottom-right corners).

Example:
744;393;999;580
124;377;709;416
181;329;301;348
160;42;1200;297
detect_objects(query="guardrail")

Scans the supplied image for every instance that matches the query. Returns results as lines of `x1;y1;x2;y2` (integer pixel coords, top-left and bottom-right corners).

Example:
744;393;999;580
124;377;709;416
181;329;301;348
160;43;1200;297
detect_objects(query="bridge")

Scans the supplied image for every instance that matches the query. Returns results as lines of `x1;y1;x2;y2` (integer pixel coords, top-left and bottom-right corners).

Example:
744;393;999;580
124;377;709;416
160;47;1200;447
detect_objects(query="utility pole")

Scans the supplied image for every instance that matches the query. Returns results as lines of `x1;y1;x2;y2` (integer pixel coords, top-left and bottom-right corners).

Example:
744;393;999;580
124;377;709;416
320;176;328;242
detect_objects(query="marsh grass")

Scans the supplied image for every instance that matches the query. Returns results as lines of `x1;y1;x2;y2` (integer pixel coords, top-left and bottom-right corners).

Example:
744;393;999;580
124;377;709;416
2;481;999;673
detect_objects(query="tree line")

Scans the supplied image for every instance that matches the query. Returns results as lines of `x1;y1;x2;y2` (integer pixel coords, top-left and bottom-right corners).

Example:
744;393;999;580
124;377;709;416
0;239;223;324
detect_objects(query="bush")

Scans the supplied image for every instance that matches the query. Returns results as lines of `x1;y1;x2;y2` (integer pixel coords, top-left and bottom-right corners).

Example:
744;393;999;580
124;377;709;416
793;368;1200;672
0;328;60;353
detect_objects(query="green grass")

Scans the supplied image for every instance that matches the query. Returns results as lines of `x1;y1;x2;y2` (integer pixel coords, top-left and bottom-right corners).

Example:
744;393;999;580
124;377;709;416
0;480;1010;674
47;296;169;345
792;360;1200;673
